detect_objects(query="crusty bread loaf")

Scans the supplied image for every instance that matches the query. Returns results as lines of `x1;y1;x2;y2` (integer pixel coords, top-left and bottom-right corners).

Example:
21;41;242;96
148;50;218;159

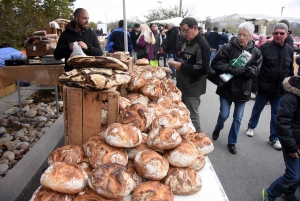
83;133;106;158
151;113;182;130
136;58;149;65
74;188;124;201
87;140;128;168
119;96;131;110
88;163;134;198
48;145;85;165
76;158;93;175
147;103;165;119
125;133;149;160
118;103;152;132
189;150;206;172
128;70;152;91
184;132;214;155
162;167;202;195
147;67;166;79
30;186;73;201
127;160;142;190
132;181;174;201
164;140;198;167
40;162;88;194
134;149;169;180
104;123;142;148
139;78;162;100
126;92;149;106
147;126;182;150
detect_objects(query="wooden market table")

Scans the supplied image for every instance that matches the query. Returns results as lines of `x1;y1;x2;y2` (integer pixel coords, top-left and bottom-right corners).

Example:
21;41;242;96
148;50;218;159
0;64;65;115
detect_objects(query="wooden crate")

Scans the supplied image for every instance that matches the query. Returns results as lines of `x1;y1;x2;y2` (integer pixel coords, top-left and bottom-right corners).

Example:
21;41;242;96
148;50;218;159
0;82;17;98
63;86;119;146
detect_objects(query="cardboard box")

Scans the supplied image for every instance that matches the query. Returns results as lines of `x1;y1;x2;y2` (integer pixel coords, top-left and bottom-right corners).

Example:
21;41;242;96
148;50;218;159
0;82;17;98
63;86;119;146
43;27;62;37
25;44;50;57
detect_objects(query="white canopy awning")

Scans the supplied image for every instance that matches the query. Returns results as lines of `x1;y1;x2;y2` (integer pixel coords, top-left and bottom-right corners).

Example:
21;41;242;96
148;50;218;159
151;17;183;26
211;13;300;24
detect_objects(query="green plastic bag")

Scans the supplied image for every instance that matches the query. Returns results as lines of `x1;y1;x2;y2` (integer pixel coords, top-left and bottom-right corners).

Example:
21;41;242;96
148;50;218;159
150;60;159;67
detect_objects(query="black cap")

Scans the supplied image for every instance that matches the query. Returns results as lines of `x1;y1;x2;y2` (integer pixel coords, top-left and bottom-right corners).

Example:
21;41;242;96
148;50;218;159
134;23;140;28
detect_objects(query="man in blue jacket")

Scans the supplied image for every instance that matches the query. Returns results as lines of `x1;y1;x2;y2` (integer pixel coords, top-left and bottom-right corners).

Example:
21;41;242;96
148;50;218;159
54;8;102;72
106;20;133;54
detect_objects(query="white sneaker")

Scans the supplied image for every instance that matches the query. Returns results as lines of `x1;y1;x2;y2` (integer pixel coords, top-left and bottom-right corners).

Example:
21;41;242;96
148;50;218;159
246;128;254;137
268;140;282;150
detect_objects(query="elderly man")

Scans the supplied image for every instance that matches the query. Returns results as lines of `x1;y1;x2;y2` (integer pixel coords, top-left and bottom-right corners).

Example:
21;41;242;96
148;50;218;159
246;23;294;150
130;23;141;62
168;17;210;132
165;22;179;78
54;8;102;72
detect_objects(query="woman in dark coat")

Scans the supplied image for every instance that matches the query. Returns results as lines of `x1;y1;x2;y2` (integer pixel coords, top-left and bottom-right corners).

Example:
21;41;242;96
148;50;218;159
211;22;262;154
262;76;300;200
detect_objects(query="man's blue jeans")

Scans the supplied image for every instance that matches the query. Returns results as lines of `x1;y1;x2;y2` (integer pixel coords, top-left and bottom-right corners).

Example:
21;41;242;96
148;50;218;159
266;149;300;198
210;49;217;64
214;97;246;144
247;93;282;141
167;54;176;75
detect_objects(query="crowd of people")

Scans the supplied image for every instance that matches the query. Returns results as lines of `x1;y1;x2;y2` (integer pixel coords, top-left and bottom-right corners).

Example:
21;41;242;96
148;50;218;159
54;8;300;201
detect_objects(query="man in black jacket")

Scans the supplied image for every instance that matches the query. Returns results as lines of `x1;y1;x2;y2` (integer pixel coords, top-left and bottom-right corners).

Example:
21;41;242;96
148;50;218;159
262;76;300;201
130;23;141;62
246;23;294;150
168;17;210;132
165;23;179;78
54;8;102;72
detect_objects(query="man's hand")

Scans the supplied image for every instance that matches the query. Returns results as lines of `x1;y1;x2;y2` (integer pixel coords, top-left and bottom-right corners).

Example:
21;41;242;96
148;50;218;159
289;149;300;159
168;61;181;70
78;41;88;50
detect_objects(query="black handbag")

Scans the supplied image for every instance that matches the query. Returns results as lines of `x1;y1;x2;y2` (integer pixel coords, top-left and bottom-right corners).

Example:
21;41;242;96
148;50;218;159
136;44;149;59
207;66;228;88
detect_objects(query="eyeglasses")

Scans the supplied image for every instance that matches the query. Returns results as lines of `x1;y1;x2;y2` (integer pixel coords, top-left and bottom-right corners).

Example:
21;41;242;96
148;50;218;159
181;27;191;34
238;33;249;38
273;32;286;36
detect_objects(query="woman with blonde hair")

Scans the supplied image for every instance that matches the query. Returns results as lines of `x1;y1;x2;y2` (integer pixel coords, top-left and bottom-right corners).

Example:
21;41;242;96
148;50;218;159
136;24;156;59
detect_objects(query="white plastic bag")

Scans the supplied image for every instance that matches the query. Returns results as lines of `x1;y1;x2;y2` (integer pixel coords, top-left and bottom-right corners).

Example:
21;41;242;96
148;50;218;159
71;42;86;56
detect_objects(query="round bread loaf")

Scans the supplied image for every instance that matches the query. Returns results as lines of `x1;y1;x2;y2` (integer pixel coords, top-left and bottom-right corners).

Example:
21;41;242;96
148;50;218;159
189;150;206;172
164;140;198;167
48;145;85;165
119;96;131;110
30;186;73;201
125;133;149;160
118;103;152;132
104;123;142;148
134;149;169;180
162;167;202;195
74;188;124;201
136;58;149;65
88;163;134;198
87;140;128;168
83;133;105;158
128;70;152;91
147;103;165;119
147;126;182;150
185;132;214;155
139;78;162;99
148;67;166;79
77;158;93;175
40;162;88;194
132;181;174;201
127;160;142;190
151;113;182;130
126;92;149;106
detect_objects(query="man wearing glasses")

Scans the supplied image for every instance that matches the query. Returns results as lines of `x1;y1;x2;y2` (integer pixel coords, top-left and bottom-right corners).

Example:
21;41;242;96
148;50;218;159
167;17;210;132
246;23;294;150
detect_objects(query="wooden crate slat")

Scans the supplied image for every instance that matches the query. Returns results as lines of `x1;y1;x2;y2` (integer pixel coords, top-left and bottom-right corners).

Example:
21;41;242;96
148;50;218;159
65;87;83;146
63;87;68;145
107;91;119;126
82;90;102;144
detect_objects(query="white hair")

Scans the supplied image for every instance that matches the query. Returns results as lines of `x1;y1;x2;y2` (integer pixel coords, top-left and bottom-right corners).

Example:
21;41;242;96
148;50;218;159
273;23;288;32
238;22;255;36
168;22;175;27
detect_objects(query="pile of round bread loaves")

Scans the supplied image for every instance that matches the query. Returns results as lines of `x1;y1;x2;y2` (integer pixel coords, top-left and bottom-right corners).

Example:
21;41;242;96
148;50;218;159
30;66;214;201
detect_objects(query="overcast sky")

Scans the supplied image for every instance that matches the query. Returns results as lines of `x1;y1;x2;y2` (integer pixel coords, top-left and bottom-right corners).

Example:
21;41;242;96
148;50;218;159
73;0;300;23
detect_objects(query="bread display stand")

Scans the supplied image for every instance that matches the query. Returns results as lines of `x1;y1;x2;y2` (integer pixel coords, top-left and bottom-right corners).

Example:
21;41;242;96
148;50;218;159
63;86;119;147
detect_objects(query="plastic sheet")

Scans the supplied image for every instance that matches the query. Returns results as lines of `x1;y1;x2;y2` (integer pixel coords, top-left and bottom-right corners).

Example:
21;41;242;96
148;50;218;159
0;64;65;88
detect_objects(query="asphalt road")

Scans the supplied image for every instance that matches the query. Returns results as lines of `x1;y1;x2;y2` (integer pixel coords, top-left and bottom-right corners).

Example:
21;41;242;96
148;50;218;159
202;80;300;201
